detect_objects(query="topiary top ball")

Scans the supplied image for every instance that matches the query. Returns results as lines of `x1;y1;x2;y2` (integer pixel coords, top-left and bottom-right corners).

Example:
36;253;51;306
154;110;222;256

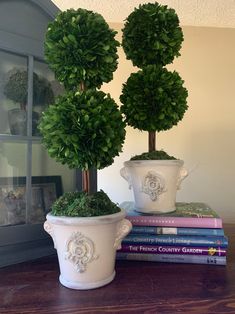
122;2;183;68
120;65;188;132
45;8;120;90
39;89;126;170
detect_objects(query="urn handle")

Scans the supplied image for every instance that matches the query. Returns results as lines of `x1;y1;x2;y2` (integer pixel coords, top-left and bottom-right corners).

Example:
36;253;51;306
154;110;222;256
177;167;188;190
44;221;57;249
120;167;132;189
114;219;132;250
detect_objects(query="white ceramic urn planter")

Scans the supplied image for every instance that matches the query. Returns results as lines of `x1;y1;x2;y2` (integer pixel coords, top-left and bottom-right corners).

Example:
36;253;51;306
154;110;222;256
120;160;188;214
44;209;132;290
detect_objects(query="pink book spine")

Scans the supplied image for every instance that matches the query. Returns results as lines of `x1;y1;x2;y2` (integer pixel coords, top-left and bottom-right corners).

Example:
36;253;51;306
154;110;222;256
126;216;223;228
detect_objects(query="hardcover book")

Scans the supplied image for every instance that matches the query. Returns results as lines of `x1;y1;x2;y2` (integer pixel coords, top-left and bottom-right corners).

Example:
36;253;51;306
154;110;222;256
122;234;228;248
131;226;225;236
116;252;227;266
121;201;223;228
119;244;227;256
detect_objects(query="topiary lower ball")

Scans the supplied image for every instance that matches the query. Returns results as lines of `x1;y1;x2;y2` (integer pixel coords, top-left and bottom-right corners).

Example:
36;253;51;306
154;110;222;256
39;90;126;170
120;65;188;132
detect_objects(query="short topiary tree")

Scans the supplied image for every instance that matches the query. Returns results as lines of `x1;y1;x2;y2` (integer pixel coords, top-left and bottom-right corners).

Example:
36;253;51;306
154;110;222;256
4;70;54;110
39;8;126;214
120;2;188;156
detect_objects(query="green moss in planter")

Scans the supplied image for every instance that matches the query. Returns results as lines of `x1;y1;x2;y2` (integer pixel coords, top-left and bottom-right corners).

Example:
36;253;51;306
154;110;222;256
120;65;188;132
130;150;177;160
45;8;119;90
39;89;126;170
52;190;120;217
122;2;183;67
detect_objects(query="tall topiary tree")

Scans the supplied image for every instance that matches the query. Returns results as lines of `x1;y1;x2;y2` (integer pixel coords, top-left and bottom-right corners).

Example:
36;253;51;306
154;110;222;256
39;8;126;196
120;2;188;154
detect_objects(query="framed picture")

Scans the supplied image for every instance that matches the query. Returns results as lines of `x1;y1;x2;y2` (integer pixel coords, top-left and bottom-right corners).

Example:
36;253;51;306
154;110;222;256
0;176;63;226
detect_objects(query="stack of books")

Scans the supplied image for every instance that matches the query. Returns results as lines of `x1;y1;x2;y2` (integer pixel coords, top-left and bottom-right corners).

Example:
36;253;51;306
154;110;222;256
117;202;228;266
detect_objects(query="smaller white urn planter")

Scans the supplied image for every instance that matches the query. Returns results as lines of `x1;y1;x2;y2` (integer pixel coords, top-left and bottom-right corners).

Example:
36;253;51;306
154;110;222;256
120;159;188;214
44;209;132;290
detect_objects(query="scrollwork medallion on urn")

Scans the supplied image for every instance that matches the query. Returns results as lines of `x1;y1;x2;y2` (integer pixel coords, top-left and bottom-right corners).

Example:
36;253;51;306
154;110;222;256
142;171;166;201
65;232;99;273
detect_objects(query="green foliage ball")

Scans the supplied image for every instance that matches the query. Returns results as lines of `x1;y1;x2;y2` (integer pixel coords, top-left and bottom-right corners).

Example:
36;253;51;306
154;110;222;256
39;89;126;170
122;2;183;67
45;8;120;90
120;65;188;132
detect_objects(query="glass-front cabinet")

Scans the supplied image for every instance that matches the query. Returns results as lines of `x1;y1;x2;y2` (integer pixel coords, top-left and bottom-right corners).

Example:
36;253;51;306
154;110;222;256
0;0;78;266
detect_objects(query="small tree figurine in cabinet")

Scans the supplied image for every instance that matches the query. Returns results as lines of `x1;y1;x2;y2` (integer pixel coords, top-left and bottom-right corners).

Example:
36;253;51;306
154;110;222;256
4;69;54;135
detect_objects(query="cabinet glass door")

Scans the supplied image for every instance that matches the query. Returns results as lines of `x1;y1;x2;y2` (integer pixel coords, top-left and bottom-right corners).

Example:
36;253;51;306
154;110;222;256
0;50;28;136
33;59;64;136
31;143;76;222
0;51;77;227
0;142;27;225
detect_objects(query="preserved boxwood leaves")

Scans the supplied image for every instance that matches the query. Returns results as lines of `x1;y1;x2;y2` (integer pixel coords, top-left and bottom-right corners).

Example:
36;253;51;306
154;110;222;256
39;89;126;170
120;65;188;132
122;2;183;67
45;8;119;90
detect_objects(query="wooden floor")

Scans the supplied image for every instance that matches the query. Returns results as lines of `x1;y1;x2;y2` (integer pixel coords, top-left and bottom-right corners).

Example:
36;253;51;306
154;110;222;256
0;224;234;314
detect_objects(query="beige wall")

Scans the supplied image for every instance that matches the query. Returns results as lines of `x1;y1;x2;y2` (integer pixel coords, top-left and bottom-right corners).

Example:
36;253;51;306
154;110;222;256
98;24;235;223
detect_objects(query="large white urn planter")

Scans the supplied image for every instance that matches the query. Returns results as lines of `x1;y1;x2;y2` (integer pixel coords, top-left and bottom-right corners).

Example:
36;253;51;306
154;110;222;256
44;209;132;290
121;160;188;214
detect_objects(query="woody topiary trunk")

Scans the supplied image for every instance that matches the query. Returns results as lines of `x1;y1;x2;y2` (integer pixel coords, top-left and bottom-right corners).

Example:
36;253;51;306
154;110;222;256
120;2;188;156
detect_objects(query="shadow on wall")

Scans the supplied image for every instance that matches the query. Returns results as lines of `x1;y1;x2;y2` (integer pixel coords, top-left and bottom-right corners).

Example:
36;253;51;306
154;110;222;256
176;126;235;223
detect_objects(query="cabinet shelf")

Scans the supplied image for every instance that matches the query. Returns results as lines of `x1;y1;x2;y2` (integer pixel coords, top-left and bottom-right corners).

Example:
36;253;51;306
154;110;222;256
0;134;42;143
